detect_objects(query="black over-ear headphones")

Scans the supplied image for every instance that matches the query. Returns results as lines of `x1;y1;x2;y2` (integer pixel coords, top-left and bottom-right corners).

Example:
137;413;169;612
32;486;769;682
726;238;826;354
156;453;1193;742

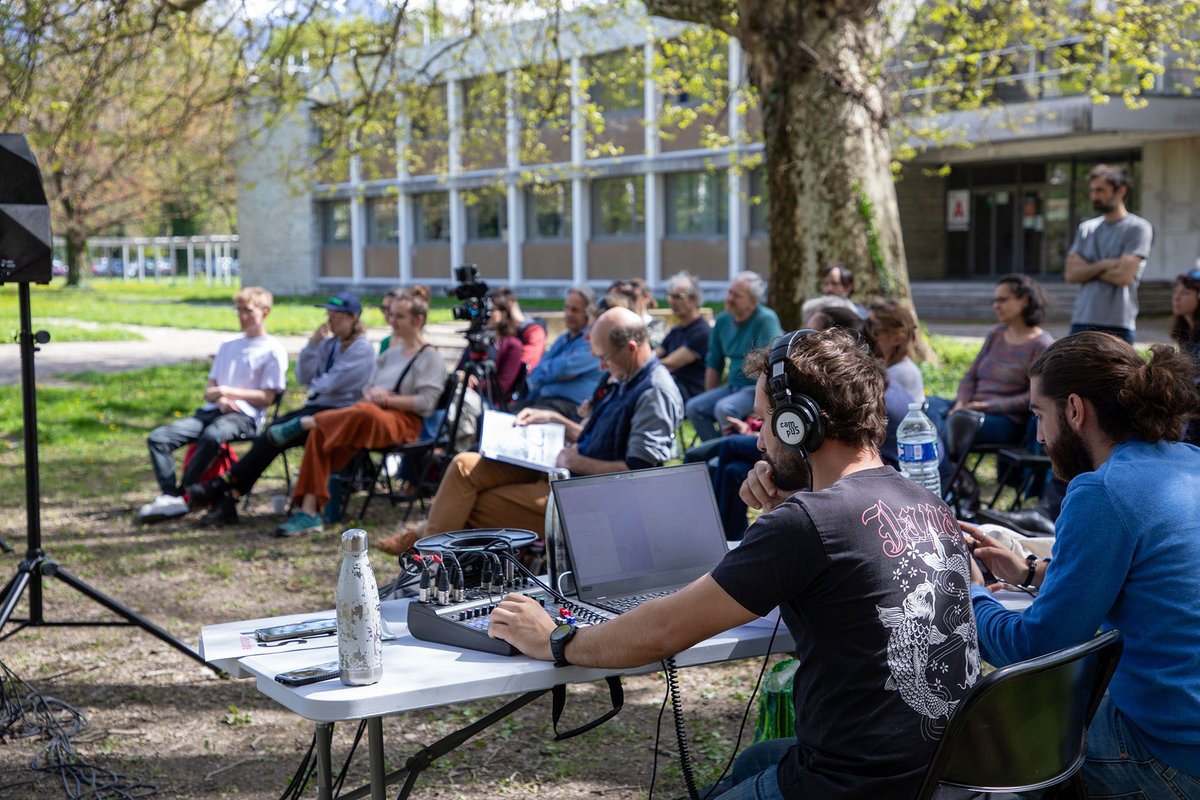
767;329;825;454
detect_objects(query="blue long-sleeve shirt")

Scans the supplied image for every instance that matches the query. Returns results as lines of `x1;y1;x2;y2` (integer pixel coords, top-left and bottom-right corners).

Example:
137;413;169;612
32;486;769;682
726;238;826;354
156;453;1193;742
972;439;1200;774
524;328;601;407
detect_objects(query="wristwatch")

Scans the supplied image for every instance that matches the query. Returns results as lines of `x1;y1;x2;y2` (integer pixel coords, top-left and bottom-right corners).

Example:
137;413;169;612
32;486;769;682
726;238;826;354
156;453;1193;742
1022;554;1039;588
549;622;577;667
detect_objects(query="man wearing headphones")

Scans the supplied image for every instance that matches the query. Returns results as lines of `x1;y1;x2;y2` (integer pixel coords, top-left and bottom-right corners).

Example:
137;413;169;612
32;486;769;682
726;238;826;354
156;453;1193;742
490;328;979;798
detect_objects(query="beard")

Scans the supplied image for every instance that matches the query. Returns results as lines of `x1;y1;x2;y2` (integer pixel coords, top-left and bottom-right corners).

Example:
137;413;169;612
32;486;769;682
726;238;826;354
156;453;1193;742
1044;415;1095;482
1092;198;1117;213
765;446;812;493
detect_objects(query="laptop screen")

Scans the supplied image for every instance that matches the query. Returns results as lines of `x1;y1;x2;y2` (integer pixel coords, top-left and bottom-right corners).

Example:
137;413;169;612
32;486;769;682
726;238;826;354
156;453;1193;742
552;463;731;602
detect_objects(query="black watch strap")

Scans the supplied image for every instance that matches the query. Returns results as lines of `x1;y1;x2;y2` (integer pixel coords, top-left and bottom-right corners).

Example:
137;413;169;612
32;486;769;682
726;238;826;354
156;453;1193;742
1023;554;1038;587
550;623;577;667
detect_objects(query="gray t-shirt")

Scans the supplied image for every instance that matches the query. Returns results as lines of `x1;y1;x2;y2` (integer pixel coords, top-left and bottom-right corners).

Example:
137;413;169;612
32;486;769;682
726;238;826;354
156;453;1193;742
1069;213;1153;331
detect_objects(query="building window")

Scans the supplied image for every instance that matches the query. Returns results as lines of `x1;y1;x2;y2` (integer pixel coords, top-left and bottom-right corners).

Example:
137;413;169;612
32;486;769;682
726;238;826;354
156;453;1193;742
465;189;508;241
749;167;769;235
591;177;644;238
321;200;351;245
367;197;398;244
666;171;727;236
413;193;450;243
526;184;571;240
588;49;643;115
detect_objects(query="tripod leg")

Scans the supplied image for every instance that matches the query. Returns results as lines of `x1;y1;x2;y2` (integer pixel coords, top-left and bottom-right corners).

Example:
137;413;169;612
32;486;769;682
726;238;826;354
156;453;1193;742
51;566;221;675
0;568;31;632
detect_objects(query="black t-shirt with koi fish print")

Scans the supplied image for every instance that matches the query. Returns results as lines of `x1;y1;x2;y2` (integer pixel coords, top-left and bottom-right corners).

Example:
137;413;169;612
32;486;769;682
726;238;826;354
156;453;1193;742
711;465;979;798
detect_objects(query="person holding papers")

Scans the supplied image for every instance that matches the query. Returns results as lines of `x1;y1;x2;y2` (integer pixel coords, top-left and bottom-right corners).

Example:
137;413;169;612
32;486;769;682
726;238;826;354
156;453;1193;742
488;328;978;798
375;307;682;555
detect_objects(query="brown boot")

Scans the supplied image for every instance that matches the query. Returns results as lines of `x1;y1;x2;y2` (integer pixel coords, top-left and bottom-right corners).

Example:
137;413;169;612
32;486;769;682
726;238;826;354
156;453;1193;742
376;522;426;556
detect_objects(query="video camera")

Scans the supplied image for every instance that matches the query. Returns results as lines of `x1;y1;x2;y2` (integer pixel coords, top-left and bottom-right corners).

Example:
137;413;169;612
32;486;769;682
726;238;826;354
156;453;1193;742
448;264;494;356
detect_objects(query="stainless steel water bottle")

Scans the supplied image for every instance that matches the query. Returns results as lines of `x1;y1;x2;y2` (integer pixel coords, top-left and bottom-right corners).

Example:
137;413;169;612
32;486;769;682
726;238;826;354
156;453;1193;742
336;528;383;686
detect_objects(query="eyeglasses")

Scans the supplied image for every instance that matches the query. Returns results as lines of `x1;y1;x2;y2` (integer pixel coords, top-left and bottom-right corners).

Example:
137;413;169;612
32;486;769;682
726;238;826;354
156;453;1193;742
667;292;690;300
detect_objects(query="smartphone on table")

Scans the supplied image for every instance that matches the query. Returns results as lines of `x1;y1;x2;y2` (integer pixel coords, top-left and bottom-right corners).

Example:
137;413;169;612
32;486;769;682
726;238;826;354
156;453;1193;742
254;618;337;643
275;660;340;687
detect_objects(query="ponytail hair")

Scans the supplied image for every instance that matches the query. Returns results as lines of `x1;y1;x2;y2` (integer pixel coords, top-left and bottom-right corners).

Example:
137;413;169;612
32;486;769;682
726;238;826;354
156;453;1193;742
1030;332;1198;443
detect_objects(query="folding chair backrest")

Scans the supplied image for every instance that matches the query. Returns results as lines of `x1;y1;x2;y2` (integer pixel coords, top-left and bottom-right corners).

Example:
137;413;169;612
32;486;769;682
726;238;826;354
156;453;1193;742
916;629;1123;798
942;409;984;509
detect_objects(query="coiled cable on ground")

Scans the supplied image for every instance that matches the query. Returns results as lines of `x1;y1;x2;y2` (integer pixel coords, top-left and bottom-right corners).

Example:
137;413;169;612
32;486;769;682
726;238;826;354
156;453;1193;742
0;658;157;799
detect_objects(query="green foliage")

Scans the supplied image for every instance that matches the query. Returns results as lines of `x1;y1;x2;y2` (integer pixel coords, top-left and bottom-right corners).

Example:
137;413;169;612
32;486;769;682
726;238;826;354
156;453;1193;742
854;183;891;297
921;332;980;399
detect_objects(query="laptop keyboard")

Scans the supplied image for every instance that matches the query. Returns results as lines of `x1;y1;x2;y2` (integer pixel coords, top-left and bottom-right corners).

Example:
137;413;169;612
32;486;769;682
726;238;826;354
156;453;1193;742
594;590;675;615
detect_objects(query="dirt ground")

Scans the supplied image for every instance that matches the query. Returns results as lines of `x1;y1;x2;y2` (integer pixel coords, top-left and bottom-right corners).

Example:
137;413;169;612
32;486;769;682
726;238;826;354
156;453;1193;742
0;492;773;800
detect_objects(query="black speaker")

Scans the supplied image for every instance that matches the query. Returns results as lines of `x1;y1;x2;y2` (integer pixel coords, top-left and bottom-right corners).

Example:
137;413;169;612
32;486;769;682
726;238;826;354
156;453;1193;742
0;133;53;285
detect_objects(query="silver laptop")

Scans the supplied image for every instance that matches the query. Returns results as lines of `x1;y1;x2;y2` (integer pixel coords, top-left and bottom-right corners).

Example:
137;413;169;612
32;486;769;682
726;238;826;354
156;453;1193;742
550;463;731;616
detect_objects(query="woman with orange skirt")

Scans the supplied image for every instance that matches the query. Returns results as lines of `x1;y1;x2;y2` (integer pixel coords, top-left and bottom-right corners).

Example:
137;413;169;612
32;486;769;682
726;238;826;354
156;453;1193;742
273;285;446;536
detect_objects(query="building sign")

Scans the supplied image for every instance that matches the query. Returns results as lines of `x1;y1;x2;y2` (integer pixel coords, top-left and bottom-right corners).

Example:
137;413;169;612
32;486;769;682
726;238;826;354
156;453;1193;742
947;190;970;231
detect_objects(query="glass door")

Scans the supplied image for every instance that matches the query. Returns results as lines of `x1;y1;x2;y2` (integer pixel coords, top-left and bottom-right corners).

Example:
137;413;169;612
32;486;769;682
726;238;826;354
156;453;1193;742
971;188;1017;277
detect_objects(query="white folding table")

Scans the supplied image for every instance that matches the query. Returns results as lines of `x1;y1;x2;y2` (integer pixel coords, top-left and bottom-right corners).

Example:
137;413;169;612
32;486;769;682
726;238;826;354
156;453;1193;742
200;598;794;799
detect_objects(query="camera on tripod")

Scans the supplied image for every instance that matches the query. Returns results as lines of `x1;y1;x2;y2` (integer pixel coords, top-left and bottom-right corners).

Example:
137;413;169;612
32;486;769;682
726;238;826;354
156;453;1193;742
449;264;493;327
448;264;494;357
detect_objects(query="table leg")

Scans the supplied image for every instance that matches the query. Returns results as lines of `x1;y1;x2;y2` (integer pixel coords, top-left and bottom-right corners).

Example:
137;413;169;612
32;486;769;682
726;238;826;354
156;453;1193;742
316;722;334;800
368;716;385;800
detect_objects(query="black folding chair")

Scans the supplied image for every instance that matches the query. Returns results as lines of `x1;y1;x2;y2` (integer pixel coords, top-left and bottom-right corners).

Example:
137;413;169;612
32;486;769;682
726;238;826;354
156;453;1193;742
942;409;984;516
915;629;1124;799
358;372;466;520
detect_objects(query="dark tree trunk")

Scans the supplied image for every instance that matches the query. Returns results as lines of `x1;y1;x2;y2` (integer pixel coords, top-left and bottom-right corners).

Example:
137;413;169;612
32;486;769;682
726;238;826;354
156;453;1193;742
646;0;911;331
739;0;908;329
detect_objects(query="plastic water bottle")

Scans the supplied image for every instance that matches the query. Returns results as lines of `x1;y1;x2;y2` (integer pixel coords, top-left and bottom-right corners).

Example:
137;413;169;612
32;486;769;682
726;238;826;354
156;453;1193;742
336;529;383;686
897;402;941;495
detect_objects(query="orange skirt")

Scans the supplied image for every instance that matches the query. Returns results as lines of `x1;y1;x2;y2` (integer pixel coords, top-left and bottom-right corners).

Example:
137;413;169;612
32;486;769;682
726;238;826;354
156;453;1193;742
293;401;422;508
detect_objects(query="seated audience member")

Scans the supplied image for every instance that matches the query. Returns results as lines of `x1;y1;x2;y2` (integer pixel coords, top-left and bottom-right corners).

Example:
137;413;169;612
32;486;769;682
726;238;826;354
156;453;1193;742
489;328;979;798
656;271;711;403
138;286;288;523
377;288;400;354
375;307;682;555
948;275;1054;445
800;262;867;321
518;286;602;422
1171;268;1200;444
865;298;925;405
488;287;545;372
967;332;1200;798
185;292;375;524
686;271;783;441
272;286;447;537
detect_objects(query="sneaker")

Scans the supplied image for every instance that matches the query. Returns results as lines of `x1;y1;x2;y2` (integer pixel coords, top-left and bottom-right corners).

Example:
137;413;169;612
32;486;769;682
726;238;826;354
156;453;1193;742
185;476;231;509
198;495;239;526
266;417;306;448
138;493;189;523
276;511;324;538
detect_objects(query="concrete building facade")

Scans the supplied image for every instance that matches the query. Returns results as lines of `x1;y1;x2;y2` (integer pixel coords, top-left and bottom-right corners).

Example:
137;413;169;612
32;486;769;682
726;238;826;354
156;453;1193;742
237;13;1200;316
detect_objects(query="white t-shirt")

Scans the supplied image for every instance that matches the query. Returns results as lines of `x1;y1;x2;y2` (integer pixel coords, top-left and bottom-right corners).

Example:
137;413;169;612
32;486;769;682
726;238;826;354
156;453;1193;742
204;334;288;427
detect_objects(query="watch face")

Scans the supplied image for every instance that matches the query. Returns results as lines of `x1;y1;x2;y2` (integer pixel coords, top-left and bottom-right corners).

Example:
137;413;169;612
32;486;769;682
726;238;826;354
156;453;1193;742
551;623;575;643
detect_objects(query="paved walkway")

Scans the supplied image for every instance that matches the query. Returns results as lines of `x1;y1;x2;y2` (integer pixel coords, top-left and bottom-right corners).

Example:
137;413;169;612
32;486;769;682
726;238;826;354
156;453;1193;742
0;321;467;386
0;316;1176;387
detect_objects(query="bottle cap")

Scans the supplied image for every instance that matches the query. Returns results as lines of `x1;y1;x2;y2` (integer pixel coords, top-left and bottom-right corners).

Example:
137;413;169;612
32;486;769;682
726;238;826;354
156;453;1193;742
907;401;923;411
341;528;369;554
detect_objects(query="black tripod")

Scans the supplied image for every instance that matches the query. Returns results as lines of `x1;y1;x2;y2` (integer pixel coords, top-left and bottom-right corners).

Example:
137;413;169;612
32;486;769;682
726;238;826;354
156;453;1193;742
0;284;219;674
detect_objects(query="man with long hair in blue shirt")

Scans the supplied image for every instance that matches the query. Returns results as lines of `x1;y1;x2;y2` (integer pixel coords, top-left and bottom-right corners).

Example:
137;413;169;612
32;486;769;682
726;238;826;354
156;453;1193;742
966;331;1200;798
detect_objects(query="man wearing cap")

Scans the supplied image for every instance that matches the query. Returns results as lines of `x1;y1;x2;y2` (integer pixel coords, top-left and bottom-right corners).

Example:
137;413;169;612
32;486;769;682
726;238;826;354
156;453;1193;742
182;292;376;524
139;286;290;522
